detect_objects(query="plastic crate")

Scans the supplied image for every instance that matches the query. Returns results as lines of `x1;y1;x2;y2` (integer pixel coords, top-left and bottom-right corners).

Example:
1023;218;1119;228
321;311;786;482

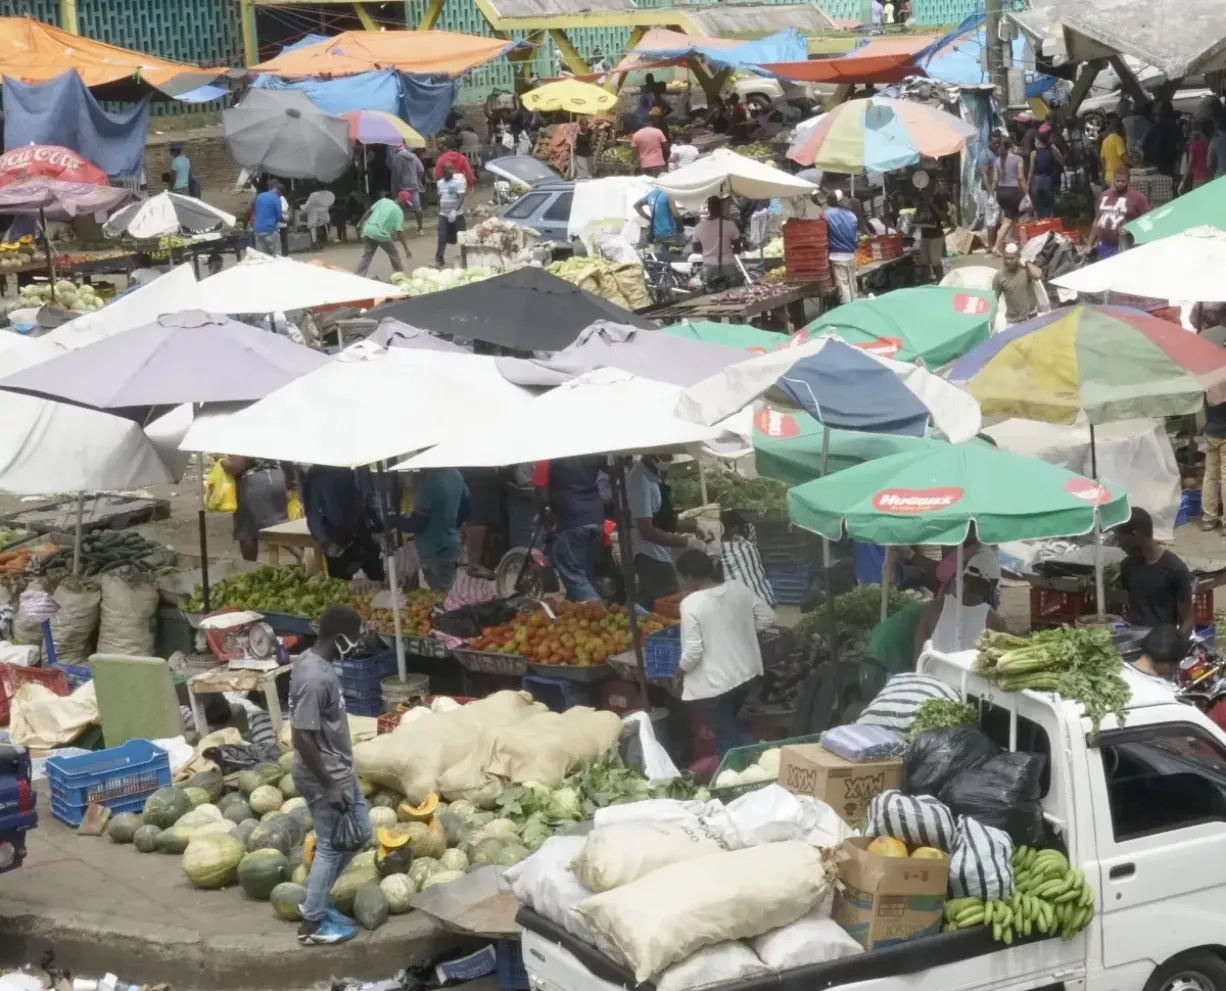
1029;586;1094;628
522;674;591;713
56;663;91;689
1196;588;1214;626
1196;623;1217;652
46;739;171;826
1018;218;1063;243
336;650;398;698
345;697;382;718
644;626;682;679
0;663;69;726
709;733;823;800
496;939;529;991
1176;489;1203;527
765;564;813;606
869;233;904;260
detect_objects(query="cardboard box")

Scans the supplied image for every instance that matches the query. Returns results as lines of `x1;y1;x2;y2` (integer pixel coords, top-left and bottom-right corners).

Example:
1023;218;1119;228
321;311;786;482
776;744;901;824
832;837;948;951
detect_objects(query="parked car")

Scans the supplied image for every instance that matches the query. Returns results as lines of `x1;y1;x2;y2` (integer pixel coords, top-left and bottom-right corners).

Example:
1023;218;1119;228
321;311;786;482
486;157;572;241
0;744;37;873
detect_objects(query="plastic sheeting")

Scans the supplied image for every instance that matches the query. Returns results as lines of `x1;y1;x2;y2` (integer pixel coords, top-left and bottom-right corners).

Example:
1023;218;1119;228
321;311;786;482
984;415;1179;540
568;175;651;244
916;13;1058;97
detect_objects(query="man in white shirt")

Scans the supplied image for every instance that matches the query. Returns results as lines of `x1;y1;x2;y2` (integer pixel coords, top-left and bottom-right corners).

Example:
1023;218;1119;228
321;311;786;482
669;136;700;171
675;549;775;756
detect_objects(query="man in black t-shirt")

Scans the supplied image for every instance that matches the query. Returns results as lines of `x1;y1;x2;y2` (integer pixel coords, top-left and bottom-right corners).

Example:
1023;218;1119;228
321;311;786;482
1114;507;1194;635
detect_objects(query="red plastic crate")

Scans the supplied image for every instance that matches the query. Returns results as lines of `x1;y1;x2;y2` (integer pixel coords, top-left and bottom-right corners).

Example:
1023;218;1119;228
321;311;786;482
1062;228;1082;244
869;233;904;260
1018;218;1063;243
1029;586;1094;628
782;218;829;249
0;663;70;726
1196;589;1214;626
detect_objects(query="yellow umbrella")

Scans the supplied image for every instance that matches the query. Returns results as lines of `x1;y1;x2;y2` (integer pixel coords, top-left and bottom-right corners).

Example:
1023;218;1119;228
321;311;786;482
521;79;617;115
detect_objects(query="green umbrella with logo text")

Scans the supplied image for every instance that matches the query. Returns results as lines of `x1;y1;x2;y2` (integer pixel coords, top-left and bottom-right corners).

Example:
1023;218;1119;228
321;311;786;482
786;441;1131;545
660;320;789;354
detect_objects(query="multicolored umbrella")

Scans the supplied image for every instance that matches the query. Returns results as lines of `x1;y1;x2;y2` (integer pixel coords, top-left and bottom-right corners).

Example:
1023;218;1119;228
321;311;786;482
947;304;1226;425
339;110;425;148
1125;174;1226;245
521;79;617;115
660;320;788;354
786;442;1131;546
795;287;995;367
786;96;979;172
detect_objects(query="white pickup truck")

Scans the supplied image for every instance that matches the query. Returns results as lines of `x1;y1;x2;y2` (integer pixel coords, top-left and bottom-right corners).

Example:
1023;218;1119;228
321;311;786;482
519;646;1226;991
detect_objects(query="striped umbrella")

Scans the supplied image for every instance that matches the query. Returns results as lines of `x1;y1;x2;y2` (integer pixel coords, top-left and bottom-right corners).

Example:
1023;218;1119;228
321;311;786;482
787;96;979;172
339;110;425;148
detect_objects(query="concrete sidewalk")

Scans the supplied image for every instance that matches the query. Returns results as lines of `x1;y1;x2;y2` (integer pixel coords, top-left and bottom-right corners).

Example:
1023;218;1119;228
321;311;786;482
0;796;465;990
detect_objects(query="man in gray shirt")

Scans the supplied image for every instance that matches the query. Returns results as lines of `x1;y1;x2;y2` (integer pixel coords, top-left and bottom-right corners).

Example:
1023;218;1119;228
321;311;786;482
291;604;371;945
390;144;425;235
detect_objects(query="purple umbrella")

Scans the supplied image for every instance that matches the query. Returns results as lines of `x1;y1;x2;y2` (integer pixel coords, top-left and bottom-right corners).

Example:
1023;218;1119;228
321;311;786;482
0;179;129;220
367;317;470;353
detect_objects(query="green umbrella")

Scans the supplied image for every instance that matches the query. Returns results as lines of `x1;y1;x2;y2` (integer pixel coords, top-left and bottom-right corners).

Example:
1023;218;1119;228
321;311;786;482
1126;174;1226;244
659;320;789;354
787;442;1131;545
797;287;996;367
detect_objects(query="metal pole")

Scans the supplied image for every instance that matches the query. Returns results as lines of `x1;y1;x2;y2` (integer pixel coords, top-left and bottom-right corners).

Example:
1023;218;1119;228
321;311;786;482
612;457;650;706
72;491;84;575
377;463;407;682
984;0;1008;100
820;428;839;666
954;542;965;650
40;208;59;306
197;447;211;612
1090;425;1106;619
698;461;709;505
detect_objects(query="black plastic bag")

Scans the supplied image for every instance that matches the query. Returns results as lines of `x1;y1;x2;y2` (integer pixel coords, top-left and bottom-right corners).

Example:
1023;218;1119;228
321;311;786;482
433;600;517;639
939;751;1047;847
331;798;372;853
201;741;282;774
903;726;998;797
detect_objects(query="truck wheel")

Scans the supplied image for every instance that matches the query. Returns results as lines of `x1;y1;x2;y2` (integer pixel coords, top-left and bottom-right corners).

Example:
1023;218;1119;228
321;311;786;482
1145;952;1226;991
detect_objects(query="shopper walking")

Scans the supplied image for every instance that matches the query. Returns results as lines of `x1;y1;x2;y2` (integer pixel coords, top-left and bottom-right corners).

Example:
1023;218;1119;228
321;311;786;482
354;191;411;278
435;163;467;268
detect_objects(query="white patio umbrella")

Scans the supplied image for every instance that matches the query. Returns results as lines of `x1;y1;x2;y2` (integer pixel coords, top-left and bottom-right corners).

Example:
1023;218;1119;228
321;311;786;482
104;191;236;240
1050;225;1226;301
45;264;198;350
190;254;405;314
651;147;818;210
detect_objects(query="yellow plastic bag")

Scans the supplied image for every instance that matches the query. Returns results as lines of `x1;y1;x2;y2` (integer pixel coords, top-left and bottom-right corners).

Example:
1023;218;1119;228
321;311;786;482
287;490;305;520
205;460;237;513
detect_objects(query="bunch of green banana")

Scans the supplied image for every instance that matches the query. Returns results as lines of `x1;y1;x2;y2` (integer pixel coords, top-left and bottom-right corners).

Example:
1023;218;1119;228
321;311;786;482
1012;846;1098;940
942;896;986;932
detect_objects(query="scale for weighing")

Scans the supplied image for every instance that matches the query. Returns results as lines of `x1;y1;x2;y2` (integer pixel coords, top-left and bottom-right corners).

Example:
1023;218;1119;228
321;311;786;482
197;611;286;672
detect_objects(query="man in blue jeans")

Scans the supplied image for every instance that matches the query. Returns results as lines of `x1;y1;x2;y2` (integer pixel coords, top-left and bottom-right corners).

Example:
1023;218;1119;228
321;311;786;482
251;179;283;256
400;468;469;591
533;456;606;601
435;163;467;268
290;605;372;945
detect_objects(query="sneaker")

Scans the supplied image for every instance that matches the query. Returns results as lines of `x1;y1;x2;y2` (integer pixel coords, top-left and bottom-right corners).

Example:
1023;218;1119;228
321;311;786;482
1203;519;1220;532
300;916;358;945
297;917;322;944
324;907;356;928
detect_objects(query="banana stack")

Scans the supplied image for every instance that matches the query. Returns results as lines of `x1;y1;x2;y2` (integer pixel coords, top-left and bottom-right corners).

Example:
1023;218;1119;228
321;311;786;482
941;846;1096;944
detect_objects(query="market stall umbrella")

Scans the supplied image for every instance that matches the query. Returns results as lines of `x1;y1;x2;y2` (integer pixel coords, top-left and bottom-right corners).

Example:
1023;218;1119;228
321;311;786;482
1125;175;1226;245
787;443;1130;546
367;267;651;353
45;264;198;349
796;286;996;366
222;90;352;182
368;318;470;352
651;148;818;209
660;320;788;353
0;178;128;221
521;79;618;115
103;191;236;240
192;253;405;313
677;335;982;442
340;110;425;149
0;144;109;187
787;96;979;172
1050;226;1226;302
946;304;1226;425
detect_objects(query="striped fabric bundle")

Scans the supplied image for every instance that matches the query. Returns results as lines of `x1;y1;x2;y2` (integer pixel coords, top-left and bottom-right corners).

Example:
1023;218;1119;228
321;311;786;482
948;815;1014;901
865;790;956;852
856;673;960;733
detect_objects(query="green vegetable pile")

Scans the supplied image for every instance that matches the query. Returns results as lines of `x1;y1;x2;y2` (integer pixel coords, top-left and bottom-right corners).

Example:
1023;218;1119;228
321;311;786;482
974;626;1131;732
791;584;921;652
41;530;163;576
737;141;774;158
669;472;789;516
908;698;977;738
0;526;30;550
185;565;352;615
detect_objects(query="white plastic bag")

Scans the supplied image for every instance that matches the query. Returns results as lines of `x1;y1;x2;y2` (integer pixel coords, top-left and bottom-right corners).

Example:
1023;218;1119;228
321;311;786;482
655;943;769;991
96;572;158;656
703;784;855;851
503;836;614;954
593;798;718;829
621;710;680;783
570;821;723;893
573;840;836;982
751;910;862;971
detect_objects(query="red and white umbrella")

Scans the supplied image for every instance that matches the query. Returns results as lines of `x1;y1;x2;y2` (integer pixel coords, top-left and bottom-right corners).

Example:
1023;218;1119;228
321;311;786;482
0;145;109;188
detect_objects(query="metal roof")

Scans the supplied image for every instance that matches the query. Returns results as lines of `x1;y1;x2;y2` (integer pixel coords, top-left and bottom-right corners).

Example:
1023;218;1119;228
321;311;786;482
482;0;635;18
682;3;839;37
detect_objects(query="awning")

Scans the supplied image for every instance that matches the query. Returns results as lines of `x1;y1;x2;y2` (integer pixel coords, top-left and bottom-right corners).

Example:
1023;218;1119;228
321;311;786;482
763;38;929;84
249;30;529;80
652;148;818;209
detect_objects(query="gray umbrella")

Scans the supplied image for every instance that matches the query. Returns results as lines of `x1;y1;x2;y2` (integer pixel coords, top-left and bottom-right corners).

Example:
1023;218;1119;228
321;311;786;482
222;90;352;182
367;317;471;352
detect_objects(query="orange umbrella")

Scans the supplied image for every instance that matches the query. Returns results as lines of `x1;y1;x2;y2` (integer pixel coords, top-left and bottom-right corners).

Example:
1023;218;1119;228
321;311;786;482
251;31;526;80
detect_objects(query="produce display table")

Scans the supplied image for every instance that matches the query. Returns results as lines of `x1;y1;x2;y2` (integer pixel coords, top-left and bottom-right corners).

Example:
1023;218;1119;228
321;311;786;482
648;279;824;331
0;250;139;295
856;247;916;291
258;518;320;566
185;663;292;737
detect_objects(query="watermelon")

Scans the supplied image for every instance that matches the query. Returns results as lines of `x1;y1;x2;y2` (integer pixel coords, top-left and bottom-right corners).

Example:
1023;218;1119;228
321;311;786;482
249;785;284;816
134;825;162;853
288;845;305;870
186;770;225;803
217;792;245;814
155;824;200;854
380;873;416;914
183;787;211;808
439;848;469;873
288;806;313;835
238;849;290;900
236;770;265;797
278;752;295;773
143;787;192;829
407;858;440;887
236;818;260;846
223;800;253;825
177;808;223;830
291;863;309;885
371;789;401;809
254;763;284;785
247;815;297;855
330;859;379;915
279;775;299;799
422;870;464;889
369;807;398;832
107;813;144;844
280;796;307;815
354;883;390;931
182;832;245;889
195;820;238;838
270;882;306;921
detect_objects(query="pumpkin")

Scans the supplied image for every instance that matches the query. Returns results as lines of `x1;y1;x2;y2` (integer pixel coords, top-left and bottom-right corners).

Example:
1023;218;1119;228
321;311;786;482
330;859;379;915
217;792;245;814
291;863;309;885
249;785;285;816
186;770;225;803
143;787;192;829
372;789;402;809
398;793;439;823
280;796;307;816
422;869;465;889
439;848;469;873
223;800;253;825
407;857;440;887
238;849;290;900
177;808;223;830
195;819;239;839
254;762;284;785
182;832;245;889
358;778;377;798
304;831;317;867
376;844;413;879
377;827;410;849
247;815;298;856
155;824;200;854
236;819;260;847
380;873;416;914
277;752;295;774
354;883;390;930
133;825;162;853
236;770;265;797
270;882;307;921
279;775;300;799
107;812;144;844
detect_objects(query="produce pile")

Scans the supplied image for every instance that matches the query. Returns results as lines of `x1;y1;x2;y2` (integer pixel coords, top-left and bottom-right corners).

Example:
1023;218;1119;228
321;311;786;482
713;745;780;789
792;584;921;654
100;745;704;933
469;600;675;666
670;472;789;515
598;145;633;166
185;565;352;615
0;526;31;550
907;698;977;739
467;217;538;255
942;847;1096;943
0;542;56;577
0;235;36;272
17;280;104;313
974;626;1130;732
546;256;650;310
353;587;444;637
707;284;783;305
388;266;495;297
40;530;164;576
759;236;784;259
736;141;774;159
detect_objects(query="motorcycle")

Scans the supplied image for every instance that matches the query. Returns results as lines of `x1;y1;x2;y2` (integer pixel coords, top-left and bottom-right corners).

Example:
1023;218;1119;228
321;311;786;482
1176;632;1226;729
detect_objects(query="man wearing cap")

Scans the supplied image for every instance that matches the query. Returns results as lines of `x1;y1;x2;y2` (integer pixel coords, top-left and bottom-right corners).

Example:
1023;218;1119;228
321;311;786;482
991;243;1042;327
389;144;425;236
912;547;1006;658
1090;167;1149;260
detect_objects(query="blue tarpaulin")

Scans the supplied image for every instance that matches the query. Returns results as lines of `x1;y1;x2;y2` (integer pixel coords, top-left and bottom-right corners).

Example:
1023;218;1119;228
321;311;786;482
916;13;1058;97
641;29;808;73
250;69;459;135
2;71;150;178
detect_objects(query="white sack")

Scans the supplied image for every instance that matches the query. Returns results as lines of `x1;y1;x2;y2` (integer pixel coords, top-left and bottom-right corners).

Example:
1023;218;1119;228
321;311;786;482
572;840;836;982
593;798;719;829
751;910;862;971
570;821;723;893
50;581;101;664
9;681;97;749
503;836;611;953
704;784;855;851
96;572;158;656
655;943;770;991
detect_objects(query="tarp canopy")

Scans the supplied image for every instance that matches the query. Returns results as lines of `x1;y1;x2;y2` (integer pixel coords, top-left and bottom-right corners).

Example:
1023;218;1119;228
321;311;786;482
764;35;930;84
249;30;527;80
366;267;651;353
652;148;818;209
1051;226;1226;302
191;254;404;314
615;28;806;77
368;318;470;352
916;12;1058;96
250;71;462;136
495;321;751;387
396;367;727;470
1126;175;1226;244
0;17;216;96
180;343;533;469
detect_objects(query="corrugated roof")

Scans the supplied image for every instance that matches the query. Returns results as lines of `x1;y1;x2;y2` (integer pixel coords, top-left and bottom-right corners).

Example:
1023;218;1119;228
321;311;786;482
683;4;839;37
483;0;635;17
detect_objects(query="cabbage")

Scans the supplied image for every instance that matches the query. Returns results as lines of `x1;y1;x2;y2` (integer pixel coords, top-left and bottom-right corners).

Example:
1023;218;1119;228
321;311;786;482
756;748;782;776
471;838;506;865
520;817;552;851
496;843;529;867
484;818;519;838
547;787;581;822
714;769;741;788
447;800;478;824
740;764;772;784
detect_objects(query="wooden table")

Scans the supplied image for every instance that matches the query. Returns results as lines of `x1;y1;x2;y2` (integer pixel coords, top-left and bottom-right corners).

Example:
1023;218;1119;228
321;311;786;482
649;278;825;331
185;663;292;737
258;517;320;566
855;248;916;290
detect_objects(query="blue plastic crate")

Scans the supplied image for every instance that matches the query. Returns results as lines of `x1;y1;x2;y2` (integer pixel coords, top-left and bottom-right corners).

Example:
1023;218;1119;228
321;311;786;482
46;739;170;827
522;674;591;713
1176;489;1203;527
344;697;382;718
54;663;91;690
496;940;529;991
1196;623;1217;652
644;625;682;679
336;650;398;696
766;563;813;606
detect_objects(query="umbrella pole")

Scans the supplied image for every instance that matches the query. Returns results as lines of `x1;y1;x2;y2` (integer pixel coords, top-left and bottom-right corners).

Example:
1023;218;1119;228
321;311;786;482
612;457;649;707
72;491;85;575
377;462;407;682
880;548;891;623
954;542;964;650
820;428;839;667
698;460;709;505
197;447;211;613
40;208;58;306
1090;424;1106;619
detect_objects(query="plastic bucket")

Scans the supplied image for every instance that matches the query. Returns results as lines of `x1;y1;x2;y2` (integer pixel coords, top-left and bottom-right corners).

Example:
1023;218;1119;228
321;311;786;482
381;673;429;712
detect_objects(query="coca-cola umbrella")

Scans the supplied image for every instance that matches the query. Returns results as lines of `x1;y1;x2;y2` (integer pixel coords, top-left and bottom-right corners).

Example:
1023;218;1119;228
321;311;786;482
0;145;110;188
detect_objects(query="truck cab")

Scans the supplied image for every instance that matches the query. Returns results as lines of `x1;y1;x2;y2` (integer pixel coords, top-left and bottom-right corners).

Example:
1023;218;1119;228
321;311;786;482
0;744;37;872
521;646;1226;991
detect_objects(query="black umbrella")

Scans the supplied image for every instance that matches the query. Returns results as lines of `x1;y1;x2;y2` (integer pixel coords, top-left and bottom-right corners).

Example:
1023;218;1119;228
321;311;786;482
366;267;653;353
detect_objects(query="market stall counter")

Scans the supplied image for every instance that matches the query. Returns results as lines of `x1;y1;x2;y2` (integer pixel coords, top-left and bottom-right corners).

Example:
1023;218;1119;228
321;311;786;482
648;278;825;331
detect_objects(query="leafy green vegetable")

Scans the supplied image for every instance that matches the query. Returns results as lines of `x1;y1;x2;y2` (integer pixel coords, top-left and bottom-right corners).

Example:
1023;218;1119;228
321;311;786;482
791;584;921;648
908;699;977;739
669;473;789;516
